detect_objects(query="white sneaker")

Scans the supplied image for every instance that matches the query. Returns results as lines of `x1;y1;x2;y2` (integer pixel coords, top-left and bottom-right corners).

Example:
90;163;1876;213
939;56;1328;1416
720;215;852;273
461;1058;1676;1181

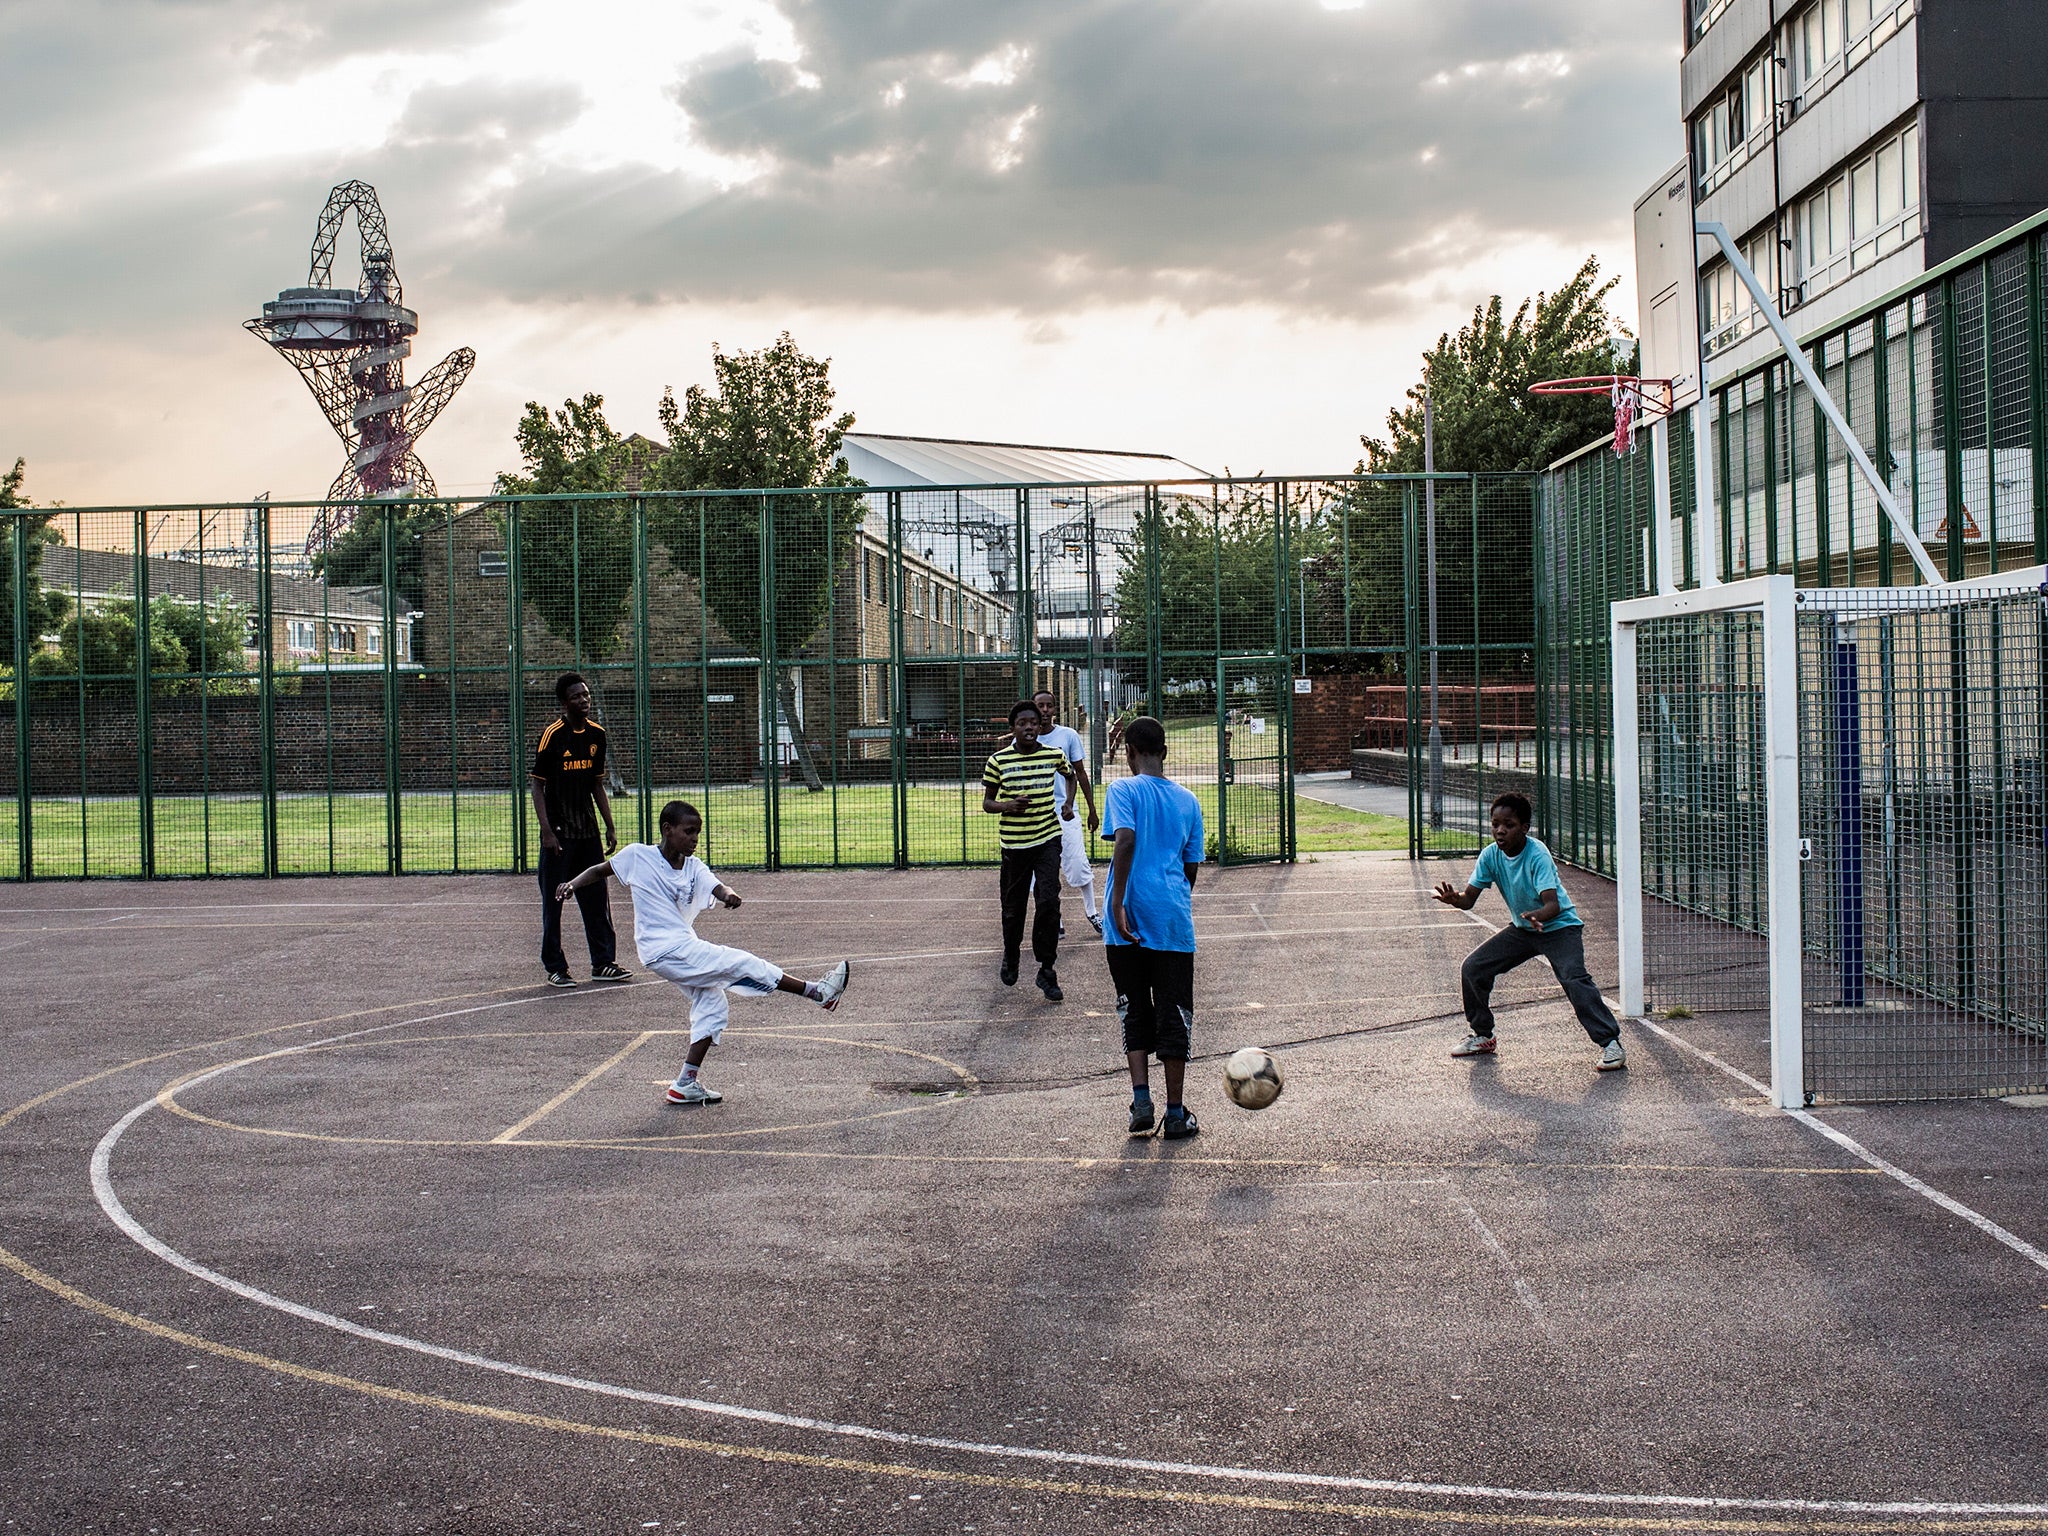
815;960;850;1011
665;1079;723;1105
1599;1040;1627;1072
1451;1034;1498;1058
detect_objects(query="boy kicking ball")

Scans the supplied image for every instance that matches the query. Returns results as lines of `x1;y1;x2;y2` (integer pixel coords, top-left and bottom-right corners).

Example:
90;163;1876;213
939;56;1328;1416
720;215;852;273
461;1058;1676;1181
554;800;850;1105
1432;792;1625;1072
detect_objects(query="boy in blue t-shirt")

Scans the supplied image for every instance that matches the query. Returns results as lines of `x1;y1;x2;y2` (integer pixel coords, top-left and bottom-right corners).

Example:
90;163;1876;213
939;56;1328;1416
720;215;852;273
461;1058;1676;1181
1101;715;1206;1138
1432;792;1625;1071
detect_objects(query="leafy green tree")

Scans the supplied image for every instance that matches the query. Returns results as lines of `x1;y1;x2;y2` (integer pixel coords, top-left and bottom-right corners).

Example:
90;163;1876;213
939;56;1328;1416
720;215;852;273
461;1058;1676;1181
311;498;450;612
494;394;636;665
54;599;190;695
1111;490;1320;661
149;595;252;686
647;334;865;793
1362;257;1633;475
1351;258;1630;654
494;396;638;794
0;459;72;659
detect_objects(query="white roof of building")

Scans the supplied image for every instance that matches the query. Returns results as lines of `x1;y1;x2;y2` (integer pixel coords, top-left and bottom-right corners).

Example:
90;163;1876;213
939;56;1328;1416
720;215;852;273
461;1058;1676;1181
840;434;1207;488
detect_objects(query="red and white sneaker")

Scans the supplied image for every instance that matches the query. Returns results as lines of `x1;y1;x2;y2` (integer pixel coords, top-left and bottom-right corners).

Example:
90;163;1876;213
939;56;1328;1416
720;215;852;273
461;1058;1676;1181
814;961;850;1012
1451;1034;1498;1058
665;1079;722;1105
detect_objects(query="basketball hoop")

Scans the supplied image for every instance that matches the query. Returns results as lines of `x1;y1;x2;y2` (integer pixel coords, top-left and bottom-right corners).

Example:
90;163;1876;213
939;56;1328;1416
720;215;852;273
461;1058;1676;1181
1529;375;1674;458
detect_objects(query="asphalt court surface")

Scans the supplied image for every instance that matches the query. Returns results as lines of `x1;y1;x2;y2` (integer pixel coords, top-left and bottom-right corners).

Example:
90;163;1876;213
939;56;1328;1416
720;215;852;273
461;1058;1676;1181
3;854;2047;1535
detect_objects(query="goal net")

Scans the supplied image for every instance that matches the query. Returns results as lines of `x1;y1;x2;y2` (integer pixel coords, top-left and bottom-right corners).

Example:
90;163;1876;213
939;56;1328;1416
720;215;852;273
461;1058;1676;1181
1613;573;2048;1107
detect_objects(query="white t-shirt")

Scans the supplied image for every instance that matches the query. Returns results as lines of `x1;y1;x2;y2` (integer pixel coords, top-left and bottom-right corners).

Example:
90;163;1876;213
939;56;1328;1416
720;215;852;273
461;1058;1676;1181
1037;725;1084;811
609;844;722;963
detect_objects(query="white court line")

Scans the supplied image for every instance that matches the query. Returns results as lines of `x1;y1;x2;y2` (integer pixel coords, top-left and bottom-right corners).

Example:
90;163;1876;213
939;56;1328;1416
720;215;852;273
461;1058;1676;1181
1631;1015;2048;1277
80;1003;2048;1520
1449;902;2048;1279
1446;1186;1561;1348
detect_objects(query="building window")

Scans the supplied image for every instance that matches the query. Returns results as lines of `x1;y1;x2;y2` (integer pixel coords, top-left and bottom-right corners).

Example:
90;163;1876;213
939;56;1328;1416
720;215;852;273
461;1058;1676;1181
1793;120;1919;303
286;619;316;654
1702;228;1784;357
1691;0;1737;43
366;626;381;657
1693;54;1775;198
329;623;356;653
1791;0;1915;108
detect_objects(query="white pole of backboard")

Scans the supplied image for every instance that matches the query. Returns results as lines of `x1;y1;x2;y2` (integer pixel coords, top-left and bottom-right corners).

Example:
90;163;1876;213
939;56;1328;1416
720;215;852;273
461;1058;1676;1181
1693;399;1720;585
1759;575;1805;1108
1650;417;1675;596
1696;221;1944;587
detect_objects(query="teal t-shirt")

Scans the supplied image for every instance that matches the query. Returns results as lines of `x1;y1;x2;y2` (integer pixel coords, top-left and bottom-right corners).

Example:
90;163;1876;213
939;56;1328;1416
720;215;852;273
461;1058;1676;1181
1101;774;1205;952
1470;836;1580;930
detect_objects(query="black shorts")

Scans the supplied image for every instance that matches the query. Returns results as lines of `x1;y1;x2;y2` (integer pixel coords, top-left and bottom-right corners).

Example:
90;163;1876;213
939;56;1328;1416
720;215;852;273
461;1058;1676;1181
1104;944;1195;1059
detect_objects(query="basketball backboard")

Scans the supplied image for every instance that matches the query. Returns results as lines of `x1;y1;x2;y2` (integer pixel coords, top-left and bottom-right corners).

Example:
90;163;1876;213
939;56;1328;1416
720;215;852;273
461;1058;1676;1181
1635;160;1701;412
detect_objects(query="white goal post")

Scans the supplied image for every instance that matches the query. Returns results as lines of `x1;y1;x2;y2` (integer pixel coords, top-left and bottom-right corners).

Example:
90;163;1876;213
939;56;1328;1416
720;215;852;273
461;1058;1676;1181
1613;577;1804;1107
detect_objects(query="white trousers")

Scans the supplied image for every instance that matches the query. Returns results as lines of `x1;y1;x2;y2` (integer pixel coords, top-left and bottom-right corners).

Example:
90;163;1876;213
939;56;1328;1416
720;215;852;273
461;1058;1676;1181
1034;813;1097;914
644;938;783;1044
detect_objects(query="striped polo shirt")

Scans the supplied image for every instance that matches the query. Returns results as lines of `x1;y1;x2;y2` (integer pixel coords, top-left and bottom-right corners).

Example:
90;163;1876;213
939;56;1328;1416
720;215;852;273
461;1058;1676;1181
982;742;1070;850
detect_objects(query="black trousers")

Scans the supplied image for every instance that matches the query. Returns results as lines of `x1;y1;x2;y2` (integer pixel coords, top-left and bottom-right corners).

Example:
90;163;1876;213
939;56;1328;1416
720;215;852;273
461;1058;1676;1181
539;837;616;975
1105;943;1195;1059
998;838;1062;969
1461;923;1619;1046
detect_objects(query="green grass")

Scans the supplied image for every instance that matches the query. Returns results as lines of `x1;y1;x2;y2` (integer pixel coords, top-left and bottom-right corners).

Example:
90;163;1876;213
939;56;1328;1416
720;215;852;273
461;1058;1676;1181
4;778;1409;876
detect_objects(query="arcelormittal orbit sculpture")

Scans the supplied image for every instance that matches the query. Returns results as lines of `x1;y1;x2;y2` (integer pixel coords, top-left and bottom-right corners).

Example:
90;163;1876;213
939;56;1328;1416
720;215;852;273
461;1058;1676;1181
246;180;475;550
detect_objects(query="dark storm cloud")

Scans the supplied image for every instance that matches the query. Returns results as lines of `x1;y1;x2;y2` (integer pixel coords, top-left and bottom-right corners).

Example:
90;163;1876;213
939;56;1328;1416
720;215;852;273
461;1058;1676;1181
0;0;1679;343
455;0;1678;316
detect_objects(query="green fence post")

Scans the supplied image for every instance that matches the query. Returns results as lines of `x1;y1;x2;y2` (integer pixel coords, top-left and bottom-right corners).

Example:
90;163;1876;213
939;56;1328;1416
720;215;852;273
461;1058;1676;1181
382;503;402;874
1940;275;1966;581
257;502;278;876
1403;482;1420;859
632;496;652;845
134;512;154;877
887;491;909;870
1017;488;1034;696
10;516;30;880
508;501;528;873
2030;234;2048;565
1872;309;1894;586
1144;487;1163;713
759;493;779;872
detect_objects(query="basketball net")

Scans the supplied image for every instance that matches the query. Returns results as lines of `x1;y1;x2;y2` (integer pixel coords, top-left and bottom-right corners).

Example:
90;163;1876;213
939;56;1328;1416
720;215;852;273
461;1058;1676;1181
1612;377;1641;458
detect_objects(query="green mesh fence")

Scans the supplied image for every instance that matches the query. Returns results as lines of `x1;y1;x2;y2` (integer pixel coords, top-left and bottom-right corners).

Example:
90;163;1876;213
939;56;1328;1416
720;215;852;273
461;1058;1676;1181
3;474;1534;878
1540;209;2048;875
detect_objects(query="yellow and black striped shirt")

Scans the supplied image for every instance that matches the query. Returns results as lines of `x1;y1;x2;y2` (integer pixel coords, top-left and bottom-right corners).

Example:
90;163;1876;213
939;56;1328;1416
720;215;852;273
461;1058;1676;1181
982;742;1071;850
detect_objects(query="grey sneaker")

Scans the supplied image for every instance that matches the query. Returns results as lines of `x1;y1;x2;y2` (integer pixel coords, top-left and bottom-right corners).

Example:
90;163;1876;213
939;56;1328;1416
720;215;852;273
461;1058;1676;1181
815;961;850;1011
665;1079;723;1105
1451;1034;1497;1058
1128;1099;1156;1135
1599;1040;1627;1072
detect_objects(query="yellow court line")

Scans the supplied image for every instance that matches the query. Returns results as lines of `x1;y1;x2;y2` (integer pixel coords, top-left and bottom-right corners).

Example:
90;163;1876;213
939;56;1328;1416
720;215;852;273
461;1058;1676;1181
493;1033;657;1143
0;1242;2022;1533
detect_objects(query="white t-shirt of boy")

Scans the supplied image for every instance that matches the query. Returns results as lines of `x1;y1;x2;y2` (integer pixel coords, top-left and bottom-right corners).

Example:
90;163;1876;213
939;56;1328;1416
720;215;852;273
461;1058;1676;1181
609;844;722;963
1037;724;1084;813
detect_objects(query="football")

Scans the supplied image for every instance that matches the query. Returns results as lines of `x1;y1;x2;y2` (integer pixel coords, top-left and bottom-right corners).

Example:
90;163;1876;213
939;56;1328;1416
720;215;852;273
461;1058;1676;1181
1223;1047;1284;1110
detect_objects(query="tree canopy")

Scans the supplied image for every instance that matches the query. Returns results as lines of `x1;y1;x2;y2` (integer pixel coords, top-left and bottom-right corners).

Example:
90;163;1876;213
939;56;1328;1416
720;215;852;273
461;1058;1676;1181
647;334;865;791
1;459;72;658
493;394;635;663
1362;257;1633;475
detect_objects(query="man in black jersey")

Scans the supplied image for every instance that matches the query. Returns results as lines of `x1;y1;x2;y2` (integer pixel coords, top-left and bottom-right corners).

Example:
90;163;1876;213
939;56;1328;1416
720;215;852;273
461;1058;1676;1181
531;673;628;988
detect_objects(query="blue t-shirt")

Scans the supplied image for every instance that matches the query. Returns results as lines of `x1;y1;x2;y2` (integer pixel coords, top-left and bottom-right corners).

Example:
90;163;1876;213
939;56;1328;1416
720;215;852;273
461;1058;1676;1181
1100;775;1204;952
1470;836;1580;930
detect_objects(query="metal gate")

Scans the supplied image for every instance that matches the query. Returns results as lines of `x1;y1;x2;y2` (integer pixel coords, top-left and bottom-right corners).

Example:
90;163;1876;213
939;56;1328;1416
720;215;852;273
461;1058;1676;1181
1215;655;1291;863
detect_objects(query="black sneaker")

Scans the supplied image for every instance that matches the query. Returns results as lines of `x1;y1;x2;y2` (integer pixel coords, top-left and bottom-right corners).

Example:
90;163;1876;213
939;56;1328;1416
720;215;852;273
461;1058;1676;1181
592;963;633;983
1086;913;1104;936
1162;1109;1200;1141
1036;966;1064;1002
999;955;1019;986
547;971;576;989
1128;1099;1156;1135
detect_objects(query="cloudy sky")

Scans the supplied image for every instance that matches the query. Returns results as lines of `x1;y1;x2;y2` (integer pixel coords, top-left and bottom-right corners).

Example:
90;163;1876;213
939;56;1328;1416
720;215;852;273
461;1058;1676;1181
0;0;1680;507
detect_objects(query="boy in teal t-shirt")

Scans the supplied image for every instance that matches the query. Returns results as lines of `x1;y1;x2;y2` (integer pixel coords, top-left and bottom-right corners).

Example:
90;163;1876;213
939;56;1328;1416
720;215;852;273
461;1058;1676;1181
1432;792;1624;1071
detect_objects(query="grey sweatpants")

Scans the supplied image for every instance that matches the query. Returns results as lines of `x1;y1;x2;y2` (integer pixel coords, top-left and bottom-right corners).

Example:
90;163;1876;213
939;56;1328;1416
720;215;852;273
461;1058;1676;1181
1461;923;1620;1046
